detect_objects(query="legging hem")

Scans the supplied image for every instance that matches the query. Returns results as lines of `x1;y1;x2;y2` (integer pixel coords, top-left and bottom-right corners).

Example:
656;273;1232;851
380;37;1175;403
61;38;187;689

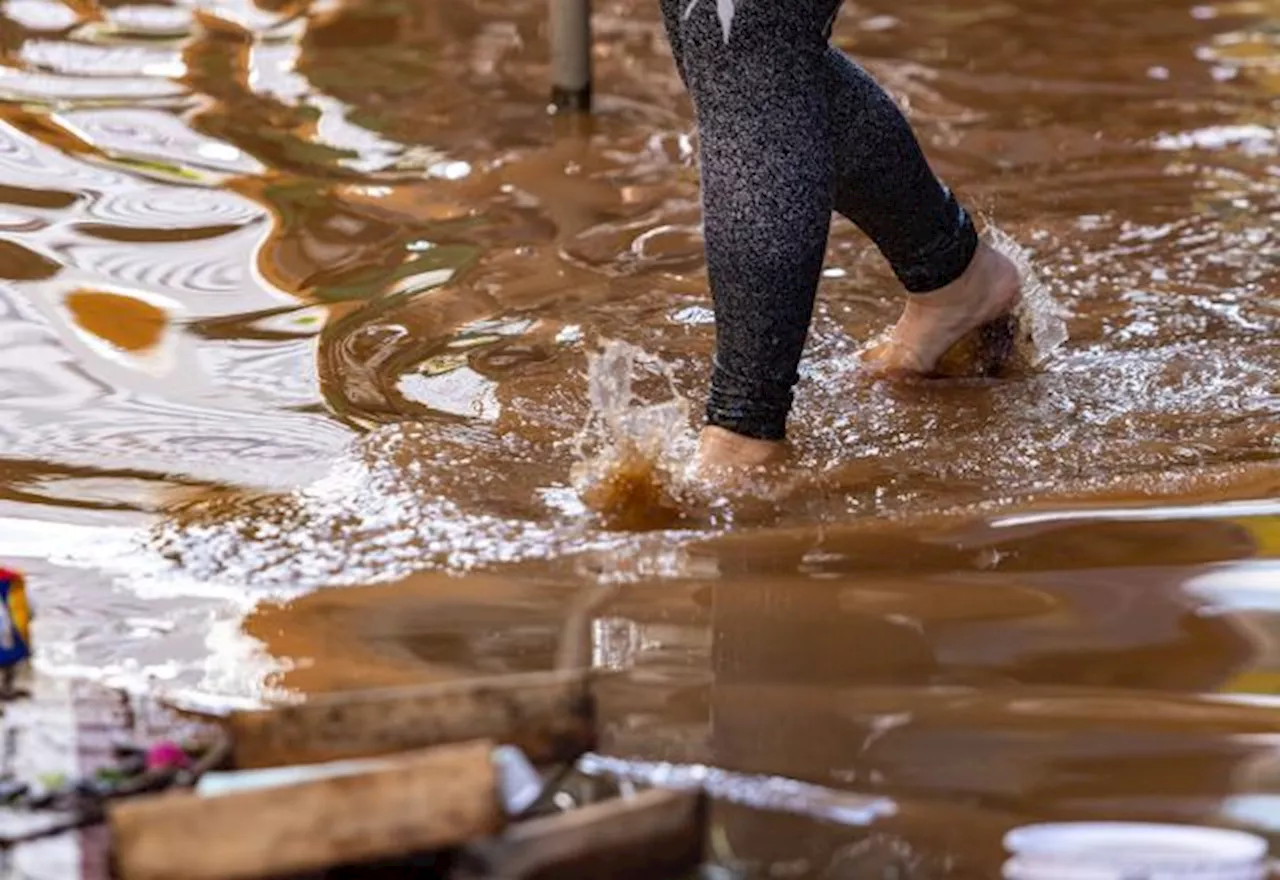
893;209;981;294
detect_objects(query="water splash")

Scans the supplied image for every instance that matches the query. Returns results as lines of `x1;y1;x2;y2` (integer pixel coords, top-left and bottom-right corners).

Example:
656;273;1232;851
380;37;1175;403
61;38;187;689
989;224;1070;370
569;340;701;530
929;224;1069;378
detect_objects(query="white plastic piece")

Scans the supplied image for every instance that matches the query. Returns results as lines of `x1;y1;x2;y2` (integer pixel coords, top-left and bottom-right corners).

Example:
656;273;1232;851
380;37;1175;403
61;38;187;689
493;745;544;816
1003;822;1268;880
195;757;393;798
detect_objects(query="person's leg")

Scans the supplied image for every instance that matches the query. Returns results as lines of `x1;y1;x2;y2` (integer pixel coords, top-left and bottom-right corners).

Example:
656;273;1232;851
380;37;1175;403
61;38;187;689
661;6;980;285
657;3;1019;467
824;48;977;293
821;47;1020;374
666;0;842;462
658;0;687;86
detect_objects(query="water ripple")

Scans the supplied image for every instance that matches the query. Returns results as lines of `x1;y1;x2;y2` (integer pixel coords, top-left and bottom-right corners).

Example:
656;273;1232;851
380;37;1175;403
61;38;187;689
53;108;264;176
85;185;264;230
0;5;1278;873
0;0;79;31
19;40;186;78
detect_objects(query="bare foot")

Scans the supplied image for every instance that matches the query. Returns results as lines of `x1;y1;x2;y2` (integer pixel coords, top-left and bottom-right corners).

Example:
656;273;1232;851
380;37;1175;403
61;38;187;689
697;426;787;474
863;241;1021;375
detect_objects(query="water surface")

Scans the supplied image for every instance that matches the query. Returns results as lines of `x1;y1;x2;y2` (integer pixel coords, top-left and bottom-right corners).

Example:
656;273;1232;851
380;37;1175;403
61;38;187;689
0;0;1278;875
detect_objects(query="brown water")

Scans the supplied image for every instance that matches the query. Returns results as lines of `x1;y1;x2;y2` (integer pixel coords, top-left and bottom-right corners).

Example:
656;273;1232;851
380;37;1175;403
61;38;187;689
1;0;1279;874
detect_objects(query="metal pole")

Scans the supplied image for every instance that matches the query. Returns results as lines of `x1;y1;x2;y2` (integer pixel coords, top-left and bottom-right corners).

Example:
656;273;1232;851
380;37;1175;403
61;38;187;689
550;0;592;112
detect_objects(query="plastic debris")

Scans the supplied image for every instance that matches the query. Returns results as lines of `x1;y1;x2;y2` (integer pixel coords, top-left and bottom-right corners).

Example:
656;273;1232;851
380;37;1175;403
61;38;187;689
493;745;544;816
0;568;32;698
144;741;191;772
195;756;394;798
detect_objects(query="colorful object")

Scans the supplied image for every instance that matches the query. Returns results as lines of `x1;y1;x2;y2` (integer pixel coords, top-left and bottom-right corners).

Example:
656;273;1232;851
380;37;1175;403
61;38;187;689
0;568;31;669
145;741;191;772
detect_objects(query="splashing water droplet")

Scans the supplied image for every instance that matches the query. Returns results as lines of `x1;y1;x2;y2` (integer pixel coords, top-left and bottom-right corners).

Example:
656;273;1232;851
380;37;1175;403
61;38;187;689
570;341;699;530
989;223;1070;369
929;223;1070;378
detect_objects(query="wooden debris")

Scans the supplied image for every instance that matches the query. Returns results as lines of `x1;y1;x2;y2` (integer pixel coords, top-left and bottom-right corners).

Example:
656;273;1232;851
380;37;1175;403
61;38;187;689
108;740;503;880
226;669;597;770
454;788;708;880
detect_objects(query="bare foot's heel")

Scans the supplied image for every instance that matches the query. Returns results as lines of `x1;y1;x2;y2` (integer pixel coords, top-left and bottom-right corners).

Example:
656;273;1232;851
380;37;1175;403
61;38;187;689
697;426;787;472
862;240;1022;378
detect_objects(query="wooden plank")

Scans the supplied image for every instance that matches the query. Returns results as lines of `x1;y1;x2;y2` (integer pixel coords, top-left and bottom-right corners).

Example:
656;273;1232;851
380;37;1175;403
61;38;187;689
226;669;597;770
108;740;503;880
454;788;707;880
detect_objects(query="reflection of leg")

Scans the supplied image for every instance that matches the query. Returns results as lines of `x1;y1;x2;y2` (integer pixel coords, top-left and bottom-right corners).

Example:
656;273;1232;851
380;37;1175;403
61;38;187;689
709;575;940;872
710;577;937;780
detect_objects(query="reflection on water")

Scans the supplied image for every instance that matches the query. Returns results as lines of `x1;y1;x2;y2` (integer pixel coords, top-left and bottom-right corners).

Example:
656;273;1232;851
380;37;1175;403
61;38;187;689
0;0;1278;875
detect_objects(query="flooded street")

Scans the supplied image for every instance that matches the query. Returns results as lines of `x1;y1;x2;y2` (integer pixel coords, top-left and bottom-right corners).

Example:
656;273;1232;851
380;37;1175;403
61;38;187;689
0;0;1278;874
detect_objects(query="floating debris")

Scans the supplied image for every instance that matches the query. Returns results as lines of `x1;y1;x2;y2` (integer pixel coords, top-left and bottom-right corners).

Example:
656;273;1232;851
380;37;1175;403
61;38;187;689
0;568;32;699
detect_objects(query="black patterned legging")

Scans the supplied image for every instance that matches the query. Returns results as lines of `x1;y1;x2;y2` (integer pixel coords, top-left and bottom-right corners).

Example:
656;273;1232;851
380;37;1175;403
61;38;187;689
661;0;979;440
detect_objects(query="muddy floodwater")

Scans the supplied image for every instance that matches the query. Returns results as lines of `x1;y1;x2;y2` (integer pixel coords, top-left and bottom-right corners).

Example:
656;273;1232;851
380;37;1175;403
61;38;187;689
1;0;1279;874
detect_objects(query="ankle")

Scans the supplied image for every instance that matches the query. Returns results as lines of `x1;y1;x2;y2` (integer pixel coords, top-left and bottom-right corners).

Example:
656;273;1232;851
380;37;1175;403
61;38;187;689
912;242;1005;307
